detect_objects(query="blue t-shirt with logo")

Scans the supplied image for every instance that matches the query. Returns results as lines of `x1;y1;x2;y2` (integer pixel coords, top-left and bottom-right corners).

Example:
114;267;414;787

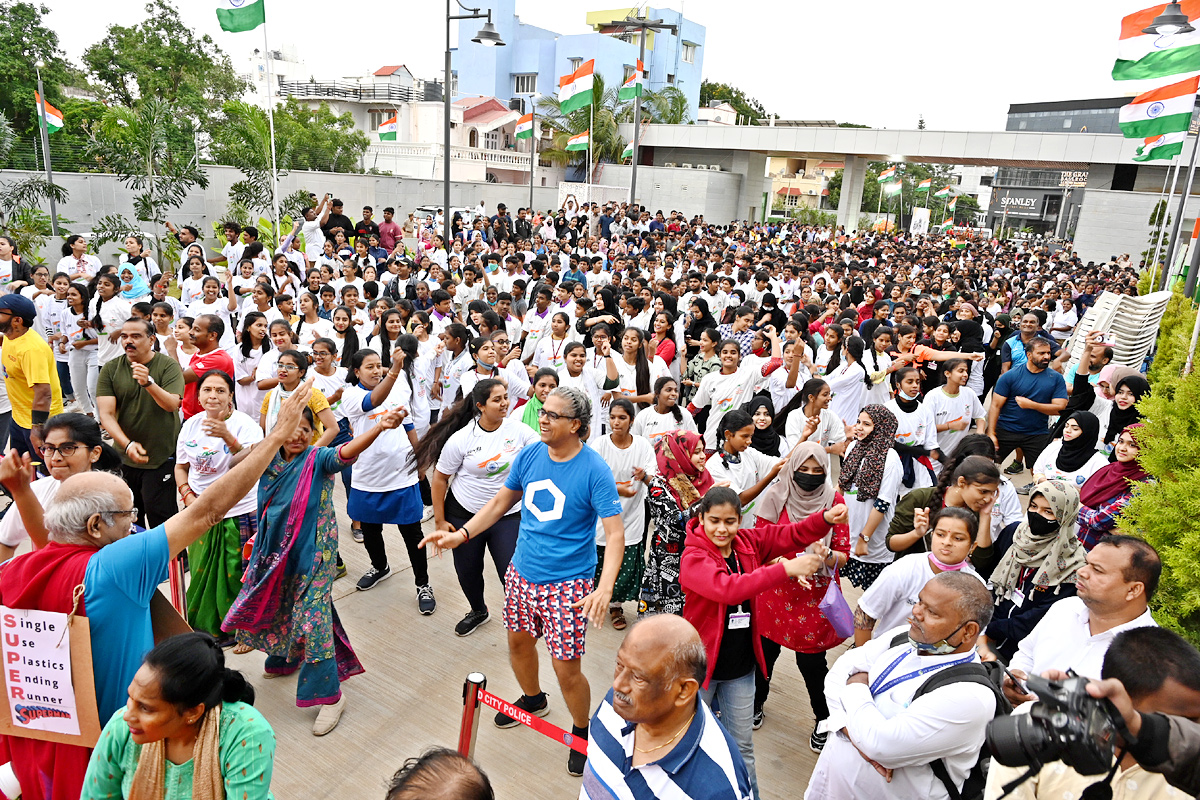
506;441;622;583
995;365;1068;435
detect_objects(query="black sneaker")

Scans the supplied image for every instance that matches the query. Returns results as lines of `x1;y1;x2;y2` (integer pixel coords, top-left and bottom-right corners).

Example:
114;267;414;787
752;707;765;730
455;609;490;636
356;565;392;591
1004;460;1025;475
494;692;549;728
417;584;436;615
567;745;586;777
810;726;828;753
351;527;363;543
335;562;347;580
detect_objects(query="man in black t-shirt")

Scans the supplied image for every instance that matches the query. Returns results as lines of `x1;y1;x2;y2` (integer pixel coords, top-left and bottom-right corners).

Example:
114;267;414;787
322;199;354;243
355;205;380;240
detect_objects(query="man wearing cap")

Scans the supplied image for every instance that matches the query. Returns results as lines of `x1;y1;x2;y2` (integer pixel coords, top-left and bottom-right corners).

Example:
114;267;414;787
0;294;62;456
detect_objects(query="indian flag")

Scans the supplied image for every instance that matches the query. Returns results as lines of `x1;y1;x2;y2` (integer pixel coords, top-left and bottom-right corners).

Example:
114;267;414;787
938;218;954;232
947;196;958;212
621;141;633;160
1114;1;1200;81
877;166;896;182
916;178;932;192
34;92;62;134
1120;76;1198;138
1135;130;1187;160
215;0;265;33
378;114;398;141
566;130;590;151
884;180;902;195
558;59;595;115
619;60;644;101
515;113;534;140
934;186;950;198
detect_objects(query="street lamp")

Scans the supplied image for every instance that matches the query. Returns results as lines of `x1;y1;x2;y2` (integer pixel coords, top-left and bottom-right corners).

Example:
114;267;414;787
445;2;504;240
1143;2;1195;35
33;59;60;240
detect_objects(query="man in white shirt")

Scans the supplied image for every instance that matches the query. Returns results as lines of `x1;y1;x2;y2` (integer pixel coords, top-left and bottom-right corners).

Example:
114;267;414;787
806;572;998;800
301;195;332;266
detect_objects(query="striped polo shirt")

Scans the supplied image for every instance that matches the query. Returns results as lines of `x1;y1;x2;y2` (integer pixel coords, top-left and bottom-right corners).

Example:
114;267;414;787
580;690;752;800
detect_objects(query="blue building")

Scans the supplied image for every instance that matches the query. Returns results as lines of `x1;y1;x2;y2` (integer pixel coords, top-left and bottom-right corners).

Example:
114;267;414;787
451;2;705;120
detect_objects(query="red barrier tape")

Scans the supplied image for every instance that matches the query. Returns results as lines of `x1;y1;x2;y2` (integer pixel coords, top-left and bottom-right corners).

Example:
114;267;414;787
476;689;588;755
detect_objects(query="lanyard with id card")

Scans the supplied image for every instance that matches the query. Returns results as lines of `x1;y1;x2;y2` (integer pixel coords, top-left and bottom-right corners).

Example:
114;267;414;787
725;553;751;629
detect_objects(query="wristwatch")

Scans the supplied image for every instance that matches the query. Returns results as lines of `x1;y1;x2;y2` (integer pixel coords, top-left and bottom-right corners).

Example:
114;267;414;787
142;376;156;388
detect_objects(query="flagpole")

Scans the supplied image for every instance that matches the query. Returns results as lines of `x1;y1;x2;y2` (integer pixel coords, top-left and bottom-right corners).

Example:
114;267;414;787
1163;101;1200;290
588;102;593;189
529;99;536;214
260;15;281;250
34;63;60;240
1151;159;1180;291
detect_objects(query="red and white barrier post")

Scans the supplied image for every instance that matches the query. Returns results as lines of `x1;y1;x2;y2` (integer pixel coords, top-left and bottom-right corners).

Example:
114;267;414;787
458;672;487;759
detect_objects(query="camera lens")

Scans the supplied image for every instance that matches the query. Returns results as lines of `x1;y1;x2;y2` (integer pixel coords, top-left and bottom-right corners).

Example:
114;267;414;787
986;714;1057;768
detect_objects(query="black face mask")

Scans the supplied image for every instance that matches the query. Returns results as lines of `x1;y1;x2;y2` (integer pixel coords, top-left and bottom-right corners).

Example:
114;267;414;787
1027;510;1060;537
793;472;826;492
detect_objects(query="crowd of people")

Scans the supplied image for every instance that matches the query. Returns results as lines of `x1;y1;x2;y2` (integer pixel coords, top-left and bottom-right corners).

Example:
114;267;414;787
0;194;1181;800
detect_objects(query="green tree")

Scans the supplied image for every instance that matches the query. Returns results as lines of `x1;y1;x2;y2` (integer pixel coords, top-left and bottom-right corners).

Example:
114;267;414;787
87;98;207;272
639;86;691;124
1142;199;1171;270
210;100;294;221
536;74;626;173
0;2;78;157
82;0;245;132
698;80;765;125
0;110;69;260
270;99;369;173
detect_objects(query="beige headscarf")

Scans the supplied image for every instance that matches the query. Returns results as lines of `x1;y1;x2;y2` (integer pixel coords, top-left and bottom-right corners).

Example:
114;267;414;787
990;479;1086;600
128;704;225;800
755;441;837;527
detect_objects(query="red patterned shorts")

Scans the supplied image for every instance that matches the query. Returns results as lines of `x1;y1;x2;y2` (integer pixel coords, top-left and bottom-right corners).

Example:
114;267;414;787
502;563;593;661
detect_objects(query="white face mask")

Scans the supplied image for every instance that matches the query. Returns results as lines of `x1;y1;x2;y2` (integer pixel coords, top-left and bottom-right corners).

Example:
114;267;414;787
898;389;919;402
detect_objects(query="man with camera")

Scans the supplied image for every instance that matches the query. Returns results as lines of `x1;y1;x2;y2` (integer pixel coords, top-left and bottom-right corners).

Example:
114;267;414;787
984;627;1200;800
806;572;999;800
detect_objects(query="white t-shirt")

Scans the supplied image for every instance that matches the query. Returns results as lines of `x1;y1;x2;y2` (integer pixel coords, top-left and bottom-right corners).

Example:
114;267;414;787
521;308;554;357
1031;440;1110;490
0;476;60;547
90;295;134;365
532;335;571;372
844;445;903;565
886;399;939;490
311;368;348;421
783;406;847;453
704;446;779;528
176;410;264;518
769;361;810;417
857;553;985;638
233;347;267;424
294;317;335;352
56;254;102;284
185;299;235;349
612;354;667;405
826;361;870;427
557;364;608;441
925;387;985;467
435;418;540;515
631;405;697;445
590;434;657;545
342;382;418;493
862;350;894;407
692;361;760;449
301;220;324;261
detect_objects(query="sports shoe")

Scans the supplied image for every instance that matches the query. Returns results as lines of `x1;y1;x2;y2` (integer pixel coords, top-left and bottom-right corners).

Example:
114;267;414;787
1004;460;1025;475
1015;481;1036;496
567;737;587;776
351;526;363;543
312;695;346;736
494;692;549;728
455;609;490;636
810;726;828;753
417;584;436;615
335;562;347;579
753;707;765;730
356;565;392;591
422;505;435;522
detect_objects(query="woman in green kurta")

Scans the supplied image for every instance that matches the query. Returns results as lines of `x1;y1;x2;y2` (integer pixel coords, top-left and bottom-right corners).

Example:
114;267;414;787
81;632;275;800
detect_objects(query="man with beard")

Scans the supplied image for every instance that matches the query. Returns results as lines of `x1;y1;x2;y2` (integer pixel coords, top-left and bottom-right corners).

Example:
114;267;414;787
0;294;62;456
987;337;1067;471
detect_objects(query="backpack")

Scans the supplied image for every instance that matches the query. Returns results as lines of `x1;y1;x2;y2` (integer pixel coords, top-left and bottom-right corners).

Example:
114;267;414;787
889;633;1013;800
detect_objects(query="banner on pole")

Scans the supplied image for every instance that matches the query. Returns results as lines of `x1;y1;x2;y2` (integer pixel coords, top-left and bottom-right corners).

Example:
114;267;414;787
910;207;930;236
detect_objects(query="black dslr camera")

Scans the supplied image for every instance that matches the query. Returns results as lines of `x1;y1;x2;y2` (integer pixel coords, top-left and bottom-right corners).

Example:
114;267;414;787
986;671;1121;775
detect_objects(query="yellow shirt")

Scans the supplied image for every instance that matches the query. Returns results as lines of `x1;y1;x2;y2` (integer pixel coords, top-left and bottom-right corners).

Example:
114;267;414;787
1;331;63;427
985;758;1184;800
261;386;331;444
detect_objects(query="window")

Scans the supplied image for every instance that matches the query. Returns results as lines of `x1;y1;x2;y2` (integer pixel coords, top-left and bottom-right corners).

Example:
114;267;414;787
485;130;500;150
450;72;458;97
1019;120;1027;130
513;74;537;95
368;110;391;131
979;174;993;187
569;57;582;73
623;64;636;83
1063;118;1072;129
667;73;675;85
682;42;697;63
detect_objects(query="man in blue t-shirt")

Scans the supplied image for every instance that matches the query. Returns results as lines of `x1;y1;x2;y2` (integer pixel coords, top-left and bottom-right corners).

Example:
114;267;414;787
988;337;1067;472
422;386;624;777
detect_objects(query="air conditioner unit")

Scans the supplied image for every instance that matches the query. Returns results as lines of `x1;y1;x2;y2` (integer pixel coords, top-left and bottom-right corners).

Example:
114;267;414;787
806;189;816;195
681;163;693;169
664;162;677;168
695;164;709;170
711;165;721;171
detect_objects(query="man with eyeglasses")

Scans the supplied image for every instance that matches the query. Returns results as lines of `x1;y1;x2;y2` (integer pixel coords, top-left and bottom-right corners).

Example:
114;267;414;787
421;386;625;778
0;381;314;800
96;319;185;529
0;294;62;457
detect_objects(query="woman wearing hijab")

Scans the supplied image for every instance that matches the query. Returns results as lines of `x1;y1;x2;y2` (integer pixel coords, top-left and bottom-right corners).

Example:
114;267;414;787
577;287;621;350
756;292;787;333
981;479;1086;662
840;404;902;589
743;395;783;458
982;312;1012;398
1030;411;1109;490
684;296;718;360
1101;368;1149;450
953;317;988;399
751;441;850;747
640;430;714;616
117;263;152;303
1077;424;1152;550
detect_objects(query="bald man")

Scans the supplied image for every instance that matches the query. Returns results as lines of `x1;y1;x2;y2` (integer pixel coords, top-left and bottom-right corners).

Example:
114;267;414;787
580;615;752;800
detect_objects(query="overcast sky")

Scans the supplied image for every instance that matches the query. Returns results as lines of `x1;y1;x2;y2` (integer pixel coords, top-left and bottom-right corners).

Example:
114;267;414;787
43;0;1161;130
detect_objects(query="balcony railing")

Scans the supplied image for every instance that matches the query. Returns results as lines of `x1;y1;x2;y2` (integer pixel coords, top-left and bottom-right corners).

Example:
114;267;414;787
368;142;532;169
278;80;434;103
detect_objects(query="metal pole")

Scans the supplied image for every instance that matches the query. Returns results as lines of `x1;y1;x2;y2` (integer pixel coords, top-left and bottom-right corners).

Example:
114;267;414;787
457;672;487;759
1184;288;1200;374
444;0;453;243
529;99;535;213
630;22;647;206
1151;160;1181;292
261;20;281;249
588;102;593;188
1163;128;1200;290
34;64;60;240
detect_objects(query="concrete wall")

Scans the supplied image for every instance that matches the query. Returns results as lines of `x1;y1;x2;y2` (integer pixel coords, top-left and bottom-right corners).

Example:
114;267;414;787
639;147;768;220
599;163;742;221
1072;187;1200;265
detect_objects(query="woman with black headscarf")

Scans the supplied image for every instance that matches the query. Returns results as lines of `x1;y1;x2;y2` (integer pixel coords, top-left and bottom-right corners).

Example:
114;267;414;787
756;292;787;333
684;296;718;360
743;396;783;457
954;318;987;399
577;286;622;349
1102;368;1149;448
1030;411;1109;492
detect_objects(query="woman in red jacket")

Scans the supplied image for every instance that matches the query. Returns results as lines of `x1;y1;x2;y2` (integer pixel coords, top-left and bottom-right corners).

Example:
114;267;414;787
680;485;846;800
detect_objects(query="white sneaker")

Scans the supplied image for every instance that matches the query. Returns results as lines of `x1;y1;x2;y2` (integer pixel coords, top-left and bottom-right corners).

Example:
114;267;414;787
312;694;346;736
422;505;434;522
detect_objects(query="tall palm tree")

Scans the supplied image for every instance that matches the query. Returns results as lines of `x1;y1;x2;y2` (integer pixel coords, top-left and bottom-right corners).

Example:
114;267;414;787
535;73;630;175
638;87;691;125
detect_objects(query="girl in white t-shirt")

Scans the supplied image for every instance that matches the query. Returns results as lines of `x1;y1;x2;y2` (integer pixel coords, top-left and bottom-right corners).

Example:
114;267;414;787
293;293;335;352
89;273;133;367
885;367;939;491
531;311;573;372
57;234;102;285
234;312;271;424
180;256;211;307
612;326;667;408
782;377;848;456
925;359;986;472
632;376;697;446
704;408;785;528
184;275;237;350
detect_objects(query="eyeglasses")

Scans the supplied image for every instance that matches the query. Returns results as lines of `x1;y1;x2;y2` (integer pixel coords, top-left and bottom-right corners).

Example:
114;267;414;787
42;443;83;457
492;339;509;346
537;408;576;423
279;364;301;372
102;507;138;519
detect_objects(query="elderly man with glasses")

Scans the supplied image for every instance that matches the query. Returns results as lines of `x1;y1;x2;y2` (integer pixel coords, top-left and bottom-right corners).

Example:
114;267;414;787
422;385;625;778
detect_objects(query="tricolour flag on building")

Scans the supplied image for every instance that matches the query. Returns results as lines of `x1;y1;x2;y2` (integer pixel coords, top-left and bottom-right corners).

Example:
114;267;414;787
619;60;644;101
1113;1;1200;81
877;166;896;182
378;115;398;141
621;141;633;160
34;92;62;134
215;0;265;33
1134;131;1187;161
1119;76;1199;138
938;218;954;232
566;130;590;151
515;113;534;140
916;178;932;192
558;60;595;115
934;186;951;198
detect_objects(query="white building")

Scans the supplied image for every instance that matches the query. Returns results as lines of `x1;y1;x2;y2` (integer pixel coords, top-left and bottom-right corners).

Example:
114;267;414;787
950;165;998;219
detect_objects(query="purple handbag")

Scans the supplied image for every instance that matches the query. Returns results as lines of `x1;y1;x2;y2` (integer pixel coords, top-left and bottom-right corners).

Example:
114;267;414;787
818;567;855;639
